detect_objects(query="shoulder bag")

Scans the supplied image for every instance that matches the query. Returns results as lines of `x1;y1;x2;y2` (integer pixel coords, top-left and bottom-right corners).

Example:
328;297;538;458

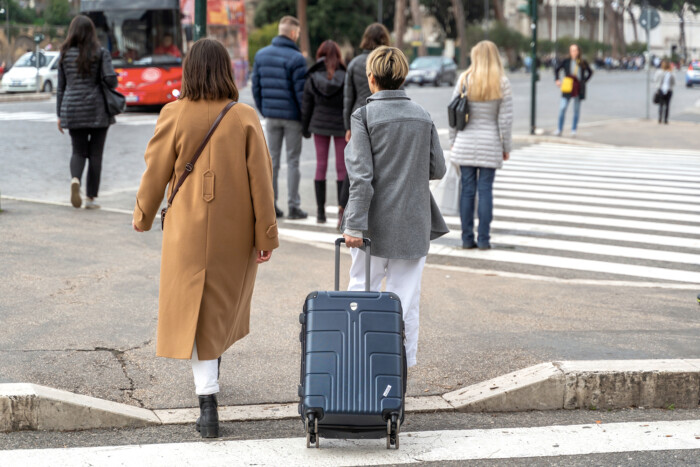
447;79;469;131
161;101;237;230
99;49;126;117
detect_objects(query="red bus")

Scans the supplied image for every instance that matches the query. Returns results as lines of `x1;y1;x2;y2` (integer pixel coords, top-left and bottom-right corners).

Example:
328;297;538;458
81;0;248;106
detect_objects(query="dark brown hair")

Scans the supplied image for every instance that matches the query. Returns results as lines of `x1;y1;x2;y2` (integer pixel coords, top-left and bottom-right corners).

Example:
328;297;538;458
60;15;101;76
359;23;391;51
180;39;239;102
316;40;344;79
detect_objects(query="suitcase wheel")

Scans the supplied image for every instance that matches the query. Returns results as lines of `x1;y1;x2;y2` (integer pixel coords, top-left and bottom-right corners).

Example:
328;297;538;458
305;413;319;449
386;413;400;450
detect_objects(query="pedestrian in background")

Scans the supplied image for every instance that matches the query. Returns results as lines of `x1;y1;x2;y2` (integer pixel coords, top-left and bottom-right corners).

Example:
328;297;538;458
554;44;593;137
654;59;675;124
449;40;513;250
57;15;118;210
132;39;279;438
336;23;391;230
343;46;447;368
301;40;347;224
252;16;308;219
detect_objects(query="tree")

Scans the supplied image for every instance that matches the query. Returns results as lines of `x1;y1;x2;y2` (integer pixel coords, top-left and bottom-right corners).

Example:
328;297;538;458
451;0;467;68
296;0;310;59
644;0;700;61
395;0;407;50
409;0;427;55
44;0;72;26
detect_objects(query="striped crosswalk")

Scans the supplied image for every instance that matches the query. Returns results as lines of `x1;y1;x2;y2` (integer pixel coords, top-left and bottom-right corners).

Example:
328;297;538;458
282;142;700;286
0;110;157;126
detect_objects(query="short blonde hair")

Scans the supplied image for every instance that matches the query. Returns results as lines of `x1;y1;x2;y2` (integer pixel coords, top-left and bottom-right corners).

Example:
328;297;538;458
278;16;300;37
366;46;408;90
459;40;504;102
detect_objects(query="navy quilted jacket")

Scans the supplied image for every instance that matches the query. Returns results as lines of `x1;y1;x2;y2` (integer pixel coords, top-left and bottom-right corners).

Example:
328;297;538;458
252;36;307;121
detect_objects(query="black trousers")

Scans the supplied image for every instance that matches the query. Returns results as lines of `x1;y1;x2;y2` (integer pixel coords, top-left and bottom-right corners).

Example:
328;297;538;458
658;91;672;123
69;127;109;198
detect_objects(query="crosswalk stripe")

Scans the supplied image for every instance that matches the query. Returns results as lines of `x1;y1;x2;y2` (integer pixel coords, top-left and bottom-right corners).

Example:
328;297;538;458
495;198;700;224
495;181;700;204
514;149;700;167
496;171;700;190
280;229;700;283
2;420;699;465
495;189;700;213
496;176;700;196
505;160;700;179
0;111;157;126
524;142;700;158
502;165;699;183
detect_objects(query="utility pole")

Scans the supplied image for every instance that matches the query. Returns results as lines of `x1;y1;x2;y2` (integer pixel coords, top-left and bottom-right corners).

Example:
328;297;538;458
645;0;650;120
194;0;206;41
377;0;383;22
574;0;580;39
530;0;538;135
4;0;10;65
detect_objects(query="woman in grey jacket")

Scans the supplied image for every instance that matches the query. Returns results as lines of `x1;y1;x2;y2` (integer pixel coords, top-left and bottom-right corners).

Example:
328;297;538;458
343;46;448;368
57;15;118;209
449;40;513;250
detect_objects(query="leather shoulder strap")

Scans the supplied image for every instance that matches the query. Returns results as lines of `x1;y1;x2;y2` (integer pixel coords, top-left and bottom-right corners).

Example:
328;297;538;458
167;101;236;206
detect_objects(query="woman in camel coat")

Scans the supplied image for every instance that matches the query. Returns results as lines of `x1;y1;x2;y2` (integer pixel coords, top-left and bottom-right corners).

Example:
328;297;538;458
132;39;278;438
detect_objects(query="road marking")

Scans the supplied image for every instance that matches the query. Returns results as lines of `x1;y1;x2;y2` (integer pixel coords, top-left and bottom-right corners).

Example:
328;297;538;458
497;171;700;190
0;111;157;126
496;176;700;196
502;164;699;183
2;420;699;466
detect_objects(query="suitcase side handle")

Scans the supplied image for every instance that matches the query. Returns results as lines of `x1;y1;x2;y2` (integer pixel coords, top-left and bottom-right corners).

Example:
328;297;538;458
335;238;371;292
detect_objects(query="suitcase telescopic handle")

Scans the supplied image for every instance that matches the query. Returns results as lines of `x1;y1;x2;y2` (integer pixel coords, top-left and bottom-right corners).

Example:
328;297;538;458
335;238;371;292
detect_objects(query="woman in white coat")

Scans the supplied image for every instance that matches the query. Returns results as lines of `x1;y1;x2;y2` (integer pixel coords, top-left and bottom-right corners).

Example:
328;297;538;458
449;41;513;250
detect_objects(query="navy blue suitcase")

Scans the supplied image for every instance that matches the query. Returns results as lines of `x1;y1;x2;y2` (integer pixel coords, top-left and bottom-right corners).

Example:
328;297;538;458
299;238;406;449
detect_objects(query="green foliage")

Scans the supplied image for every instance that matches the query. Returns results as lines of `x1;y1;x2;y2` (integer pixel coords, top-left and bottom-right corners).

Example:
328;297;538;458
253;0;380;54
545;36;610;59
249;22;279;65
421;0;487;39
44;0;72;26
626;41;647;55
488;22;529;52
6;0;38;24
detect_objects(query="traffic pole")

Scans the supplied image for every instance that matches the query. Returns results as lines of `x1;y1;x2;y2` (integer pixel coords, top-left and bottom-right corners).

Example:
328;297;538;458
194;0;207;41
645;1;651;120
530;0;538;135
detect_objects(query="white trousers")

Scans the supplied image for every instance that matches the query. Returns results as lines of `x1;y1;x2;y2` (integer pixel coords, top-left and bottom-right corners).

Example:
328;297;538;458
348;249;427;367
191;341;219;396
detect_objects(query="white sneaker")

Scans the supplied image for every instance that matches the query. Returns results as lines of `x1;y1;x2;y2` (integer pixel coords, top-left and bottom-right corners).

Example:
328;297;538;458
571;130;577;137
84;198;101;210
554;130;562;136
70;178;81;208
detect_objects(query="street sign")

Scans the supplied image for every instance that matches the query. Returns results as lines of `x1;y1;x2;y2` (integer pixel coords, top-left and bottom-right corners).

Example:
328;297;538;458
639;8;660;31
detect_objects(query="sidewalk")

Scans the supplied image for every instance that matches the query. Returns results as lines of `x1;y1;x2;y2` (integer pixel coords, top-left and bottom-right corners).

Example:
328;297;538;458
1;198;698;411
518;118;700;150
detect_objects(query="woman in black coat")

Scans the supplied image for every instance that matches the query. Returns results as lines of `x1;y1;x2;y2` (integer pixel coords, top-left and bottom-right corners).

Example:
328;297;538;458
57;15;118;209
301;40;347;223
553;44;593;137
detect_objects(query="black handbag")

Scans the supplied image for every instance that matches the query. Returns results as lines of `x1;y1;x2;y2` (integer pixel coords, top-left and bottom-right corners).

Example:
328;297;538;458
653;89;662;105
99;49;126;116
447;83;469;131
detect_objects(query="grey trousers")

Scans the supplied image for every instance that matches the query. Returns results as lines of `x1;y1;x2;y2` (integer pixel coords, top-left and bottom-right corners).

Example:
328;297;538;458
265;118;303;210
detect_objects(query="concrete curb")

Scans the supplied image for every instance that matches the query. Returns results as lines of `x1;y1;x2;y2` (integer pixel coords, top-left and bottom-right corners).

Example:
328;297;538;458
3;360;699;432
0;92;52;103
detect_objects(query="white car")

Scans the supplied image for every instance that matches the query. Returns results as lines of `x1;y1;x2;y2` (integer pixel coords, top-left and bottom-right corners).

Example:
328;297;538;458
0;51;60;93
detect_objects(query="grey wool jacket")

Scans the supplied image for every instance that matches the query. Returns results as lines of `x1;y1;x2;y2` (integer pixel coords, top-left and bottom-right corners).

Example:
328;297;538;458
343;90;449;260
448;76;513;169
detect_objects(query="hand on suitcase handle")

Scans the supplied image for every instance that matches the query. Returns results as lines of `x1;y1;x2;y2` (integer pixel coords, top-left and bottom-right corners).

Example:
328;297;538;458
342;234;364;248
335;238;371;292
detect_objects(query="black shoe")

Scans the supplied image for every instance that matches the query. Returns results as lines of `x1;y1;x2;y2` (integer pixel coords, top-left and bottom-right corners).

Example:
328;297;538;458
461;243;477;249
196;394;219;438
287;207;308;220
314;180;327;223
478;244;492;250
275;205;284;218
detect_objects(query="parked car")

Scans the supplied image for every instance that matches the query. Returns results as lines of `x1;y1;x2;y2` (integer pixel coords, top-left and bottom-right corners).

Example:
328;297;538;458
686;61;700;88
405;56;457;87
0;51;60;93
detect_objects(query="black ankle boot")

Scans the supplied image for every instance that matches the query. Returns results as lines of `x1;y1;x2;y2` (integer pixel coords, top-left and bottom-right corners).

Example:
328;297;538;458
196;394;219;438
314;180;327;223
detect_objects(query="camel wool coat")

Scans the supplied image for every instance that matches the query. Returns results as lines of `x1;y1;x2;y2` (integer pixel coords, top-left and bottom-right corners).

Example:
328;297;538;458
133;98;279;360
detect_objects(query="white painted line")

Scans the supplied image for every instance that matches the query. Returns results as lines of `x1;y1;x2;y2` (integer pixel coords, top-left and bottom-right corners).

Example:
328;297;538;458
495;181;700;204
0;196;139;216
526;142;700;158
442;231;700;265
505;160;700;179
429;243;700;283
495;198;700;224
501;165;699;183
3;420;699;466
510;155;700;175
496;175;700;196
495;189;700;214
496;171;700;190
280;229;700;284
514;148;700;166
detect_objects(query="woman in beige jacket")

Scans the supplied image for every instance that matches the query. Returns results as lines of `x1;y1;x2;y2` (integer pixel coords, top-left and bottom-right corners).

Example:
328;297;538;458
132;39;279;438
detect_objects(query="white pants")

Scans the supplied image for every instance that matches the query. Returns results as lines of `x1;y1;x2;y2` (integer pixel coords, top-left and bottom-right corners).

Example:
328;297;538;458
348;248;427;367
191;341;219;396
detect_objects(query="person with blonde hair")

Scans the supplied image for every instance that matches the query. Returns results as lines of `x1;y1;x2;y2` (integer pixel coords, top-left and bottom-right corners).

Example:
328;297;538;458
654;59;675;124
343;46;447;368
449;40;513;250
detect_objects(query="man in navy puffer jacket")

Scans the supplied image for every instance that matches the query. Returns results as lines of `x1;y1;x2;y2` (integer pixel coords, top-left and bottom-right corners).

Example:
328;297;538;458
252;16;308;219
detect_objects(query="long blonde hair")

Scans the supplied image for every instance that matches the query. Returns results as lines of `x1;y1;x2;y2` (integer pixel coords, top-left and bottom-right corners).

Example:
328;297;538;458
459;40;504;101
